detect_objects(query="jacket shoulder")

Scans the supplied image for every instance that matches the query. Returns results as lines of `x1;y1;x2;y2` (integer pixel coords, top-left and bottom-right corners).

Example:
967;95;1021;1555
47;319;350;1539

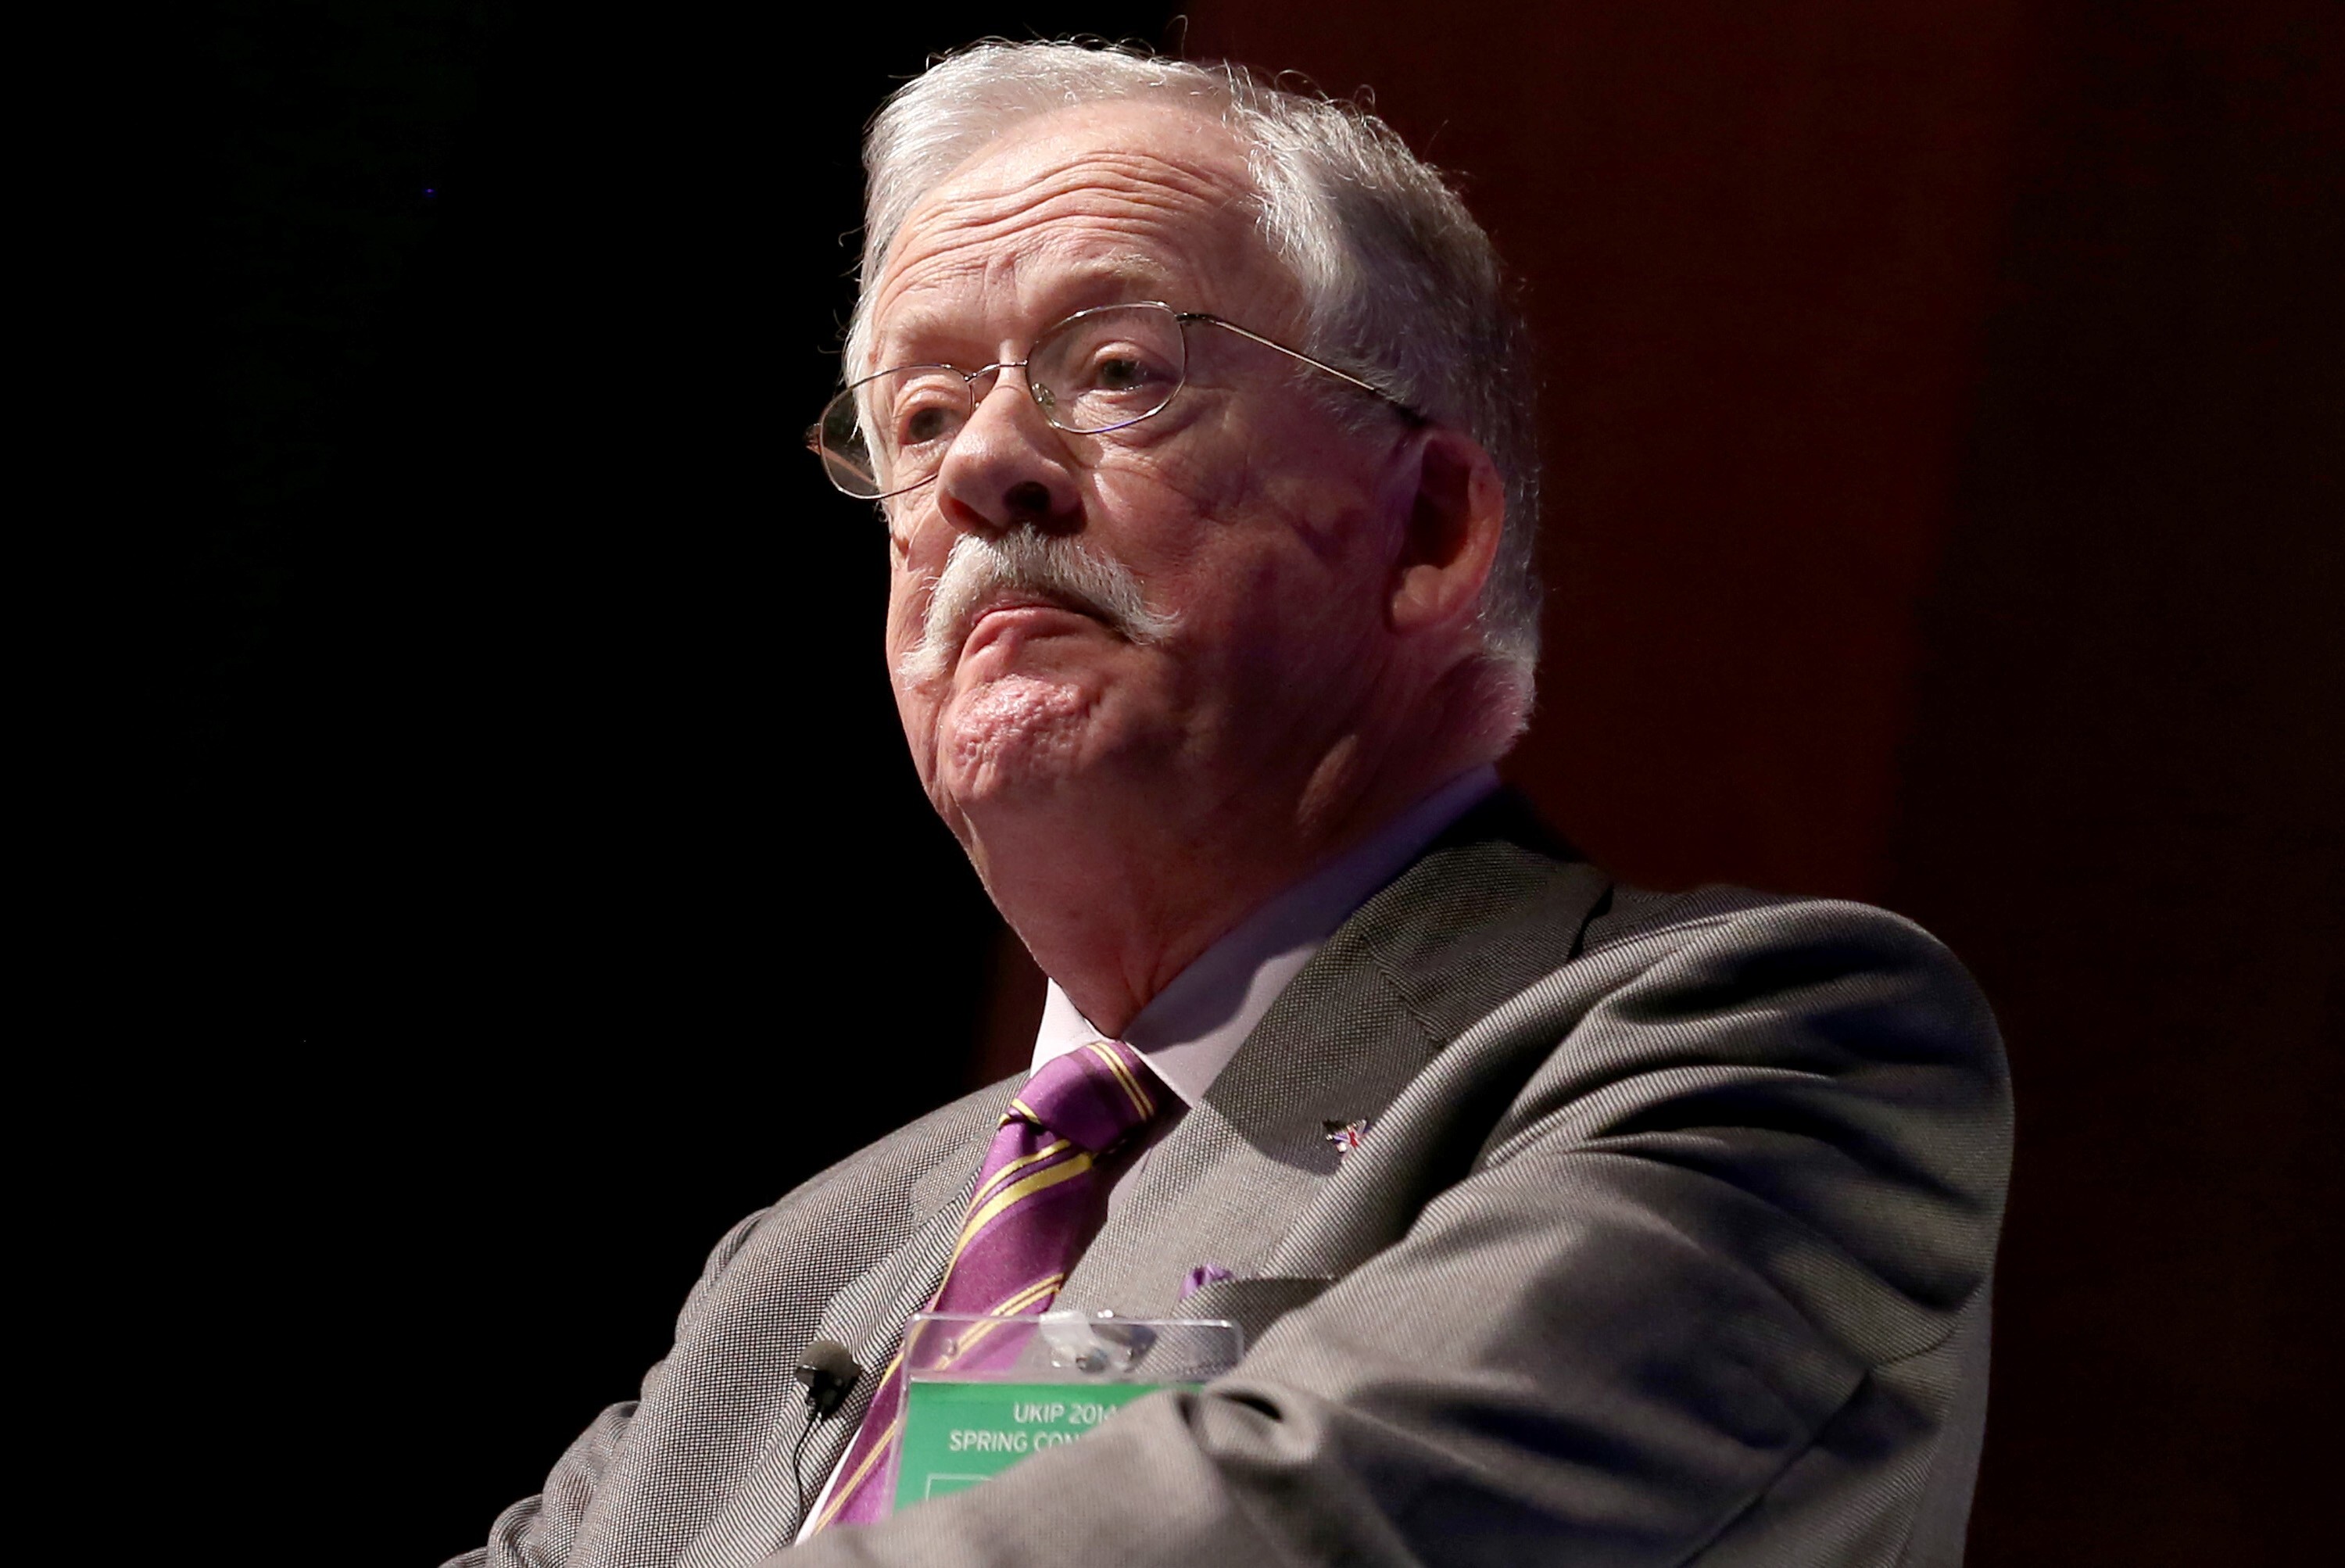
1576;882;2001;1054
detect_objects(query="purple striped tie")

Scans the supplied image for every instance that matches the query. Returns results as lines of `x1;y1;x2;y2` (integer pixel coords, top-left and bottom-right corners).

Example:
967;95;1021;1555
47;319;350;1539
813;1039;1163;1530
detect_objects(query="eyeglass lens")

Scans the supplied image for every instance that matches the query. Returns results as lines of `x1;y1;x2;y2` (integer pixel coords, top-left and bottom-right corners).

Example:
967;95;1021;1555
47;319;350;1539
816;303;1190;499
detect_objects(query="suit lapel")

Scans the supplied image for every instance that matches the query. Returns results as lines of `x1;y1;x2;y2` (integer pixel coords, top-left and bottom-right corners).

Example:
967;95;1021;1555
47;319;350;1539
1064;803;1611;1319
671;1079;1014;1566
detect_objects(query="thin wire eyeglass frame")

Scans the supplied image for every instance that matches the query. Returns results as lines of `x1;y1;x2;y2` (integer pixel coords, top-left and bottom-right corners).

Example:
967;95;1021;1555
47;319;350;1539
805;301;1424;502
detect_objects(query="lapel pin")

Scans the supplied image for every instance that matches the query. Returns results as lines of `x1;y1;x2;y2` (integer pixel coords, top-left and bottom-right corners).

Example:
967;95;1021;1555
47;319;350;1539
1323;1118;1372;1158
1180;1263;1237;1301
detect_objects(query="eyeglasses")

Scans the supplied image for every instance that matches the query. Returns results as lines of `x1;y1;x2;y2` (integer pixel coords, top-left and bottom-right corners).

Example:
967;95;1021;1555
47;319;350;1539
807;300;1420;501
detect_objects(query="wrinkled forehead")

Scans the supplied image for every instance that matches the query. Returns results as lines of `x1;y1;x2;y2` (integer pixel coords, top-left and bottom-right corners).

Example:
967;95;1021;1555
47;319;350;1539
865;100;1297;367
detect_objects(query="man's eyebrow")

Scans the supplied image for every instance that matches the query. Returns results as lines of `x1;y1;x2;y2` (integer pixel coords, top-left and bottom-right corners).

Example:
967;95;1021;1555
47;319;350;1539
1053;253;1187;308
1079;253;1176;291
879;254;1185;363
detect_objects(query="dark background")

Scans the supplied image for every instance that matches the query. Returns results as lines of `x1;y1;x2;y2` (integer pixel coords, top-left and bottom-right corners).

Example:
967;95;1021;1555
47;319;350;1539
192;2;2339;1562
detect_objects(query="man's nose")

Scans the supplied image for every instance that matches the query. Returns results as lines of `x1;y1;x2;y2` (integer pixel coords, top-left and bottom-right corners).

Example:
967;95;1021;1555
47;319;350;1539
933;367;1083;536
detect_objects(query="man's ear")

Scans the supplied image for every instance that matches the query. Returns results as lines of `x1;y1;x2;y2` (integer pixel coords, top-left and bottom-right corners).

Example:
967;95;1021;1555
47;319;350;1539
1387;424;1506;636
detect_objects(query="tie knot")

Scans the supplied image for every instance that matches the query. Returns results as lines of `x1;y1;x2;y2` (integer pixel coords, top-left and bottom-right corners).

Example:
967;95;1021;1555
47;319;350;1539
1009;1039;1162;1153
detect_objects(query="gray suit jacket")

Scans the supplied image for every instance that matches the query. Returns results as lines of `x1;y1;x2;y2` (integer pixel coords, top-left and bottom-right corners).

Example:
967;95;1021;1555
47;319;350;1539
453;804;2010;1567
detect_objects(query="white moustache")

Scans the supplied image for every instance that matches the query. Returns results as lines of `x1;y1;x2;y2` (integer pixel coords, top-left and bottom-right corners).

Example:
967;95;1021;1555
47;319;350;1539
899;531;1177;686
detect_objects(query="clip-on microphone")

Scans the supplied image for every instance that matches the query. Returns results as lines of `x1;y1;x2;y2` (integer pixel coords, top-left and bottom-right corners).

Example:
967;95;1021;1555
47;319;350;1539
791;1340;865;1523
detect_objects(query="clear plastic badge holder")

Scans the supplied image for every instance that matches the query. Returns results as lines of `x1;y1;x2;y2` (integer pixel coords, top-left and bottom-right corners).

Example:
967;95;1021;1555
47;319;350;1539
890;1308;1243;1513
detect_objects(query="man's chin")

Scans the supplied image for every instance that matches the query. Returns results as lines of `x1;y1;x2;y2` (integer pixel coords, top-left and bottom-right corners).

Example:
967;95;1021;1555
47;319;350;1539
934;672;1098;806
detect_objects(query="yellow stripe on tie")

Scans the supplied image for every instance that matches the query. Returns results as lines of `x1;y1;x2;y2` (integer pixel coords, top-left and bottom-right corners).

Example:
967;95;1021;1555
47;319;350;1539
1087;1039;1155;1122
924;1209;1074;1322
935;1274;1068;1366
953;1149;1095;1254
965;1138;1072;1212
987;1274;1065;1317
924;1149;1075;1307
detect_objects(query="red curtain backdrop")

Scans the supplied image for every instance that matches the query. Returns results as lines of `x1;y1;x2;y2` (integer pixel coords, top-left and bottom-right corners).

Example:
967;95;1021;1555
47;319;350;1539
1176;2;2340;1560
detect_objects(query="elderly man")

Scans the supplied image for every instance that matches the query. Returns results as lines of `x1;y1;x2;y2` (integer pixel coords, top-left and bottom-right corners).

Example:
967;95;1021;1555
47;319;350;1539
455;41;2008;1568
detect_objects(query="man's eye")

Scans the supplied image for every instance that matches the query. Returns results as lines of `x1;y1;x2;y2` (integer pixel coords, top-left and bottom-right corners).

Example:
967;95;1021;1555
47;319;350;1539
896;402;961;446
1069;341;1170;392
1095;356;1149;390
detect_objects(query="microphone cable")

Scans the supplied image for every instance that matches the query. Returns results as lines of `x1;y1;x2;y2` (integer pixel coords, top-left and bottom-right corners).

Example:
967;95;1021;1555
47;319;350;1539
790;1339;865;1527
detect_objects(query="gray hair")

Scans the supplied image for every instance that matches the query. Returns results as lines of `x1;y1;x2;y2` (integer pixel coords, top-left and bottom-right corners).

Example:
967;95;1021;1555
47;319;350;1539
848;40;1542;703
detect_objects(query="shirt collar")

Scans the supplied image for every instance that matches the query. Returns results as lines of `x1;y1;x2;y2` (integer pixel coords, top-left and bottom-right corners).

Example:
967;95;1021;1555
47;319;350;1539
1031;765;1501;1106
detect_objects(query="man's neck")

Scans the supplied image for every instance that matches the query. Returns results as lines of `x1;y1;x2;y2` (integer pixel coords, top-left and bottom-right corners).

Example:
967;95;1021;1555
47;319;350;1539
966;746;1498;1035
1030;764;1502;1097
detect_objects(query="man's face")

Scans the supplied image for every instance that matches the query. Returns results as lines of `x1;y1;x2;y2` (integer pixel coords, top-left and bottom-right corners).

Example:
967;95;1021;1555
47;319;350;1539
870;100;1414;857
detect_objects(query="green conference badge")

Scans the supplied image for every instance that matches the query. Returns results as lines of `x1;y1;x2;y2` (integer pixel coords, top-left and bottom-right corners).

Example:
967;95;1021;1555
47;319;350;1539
893;1378;1180;1508
888;1309;1244;1513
